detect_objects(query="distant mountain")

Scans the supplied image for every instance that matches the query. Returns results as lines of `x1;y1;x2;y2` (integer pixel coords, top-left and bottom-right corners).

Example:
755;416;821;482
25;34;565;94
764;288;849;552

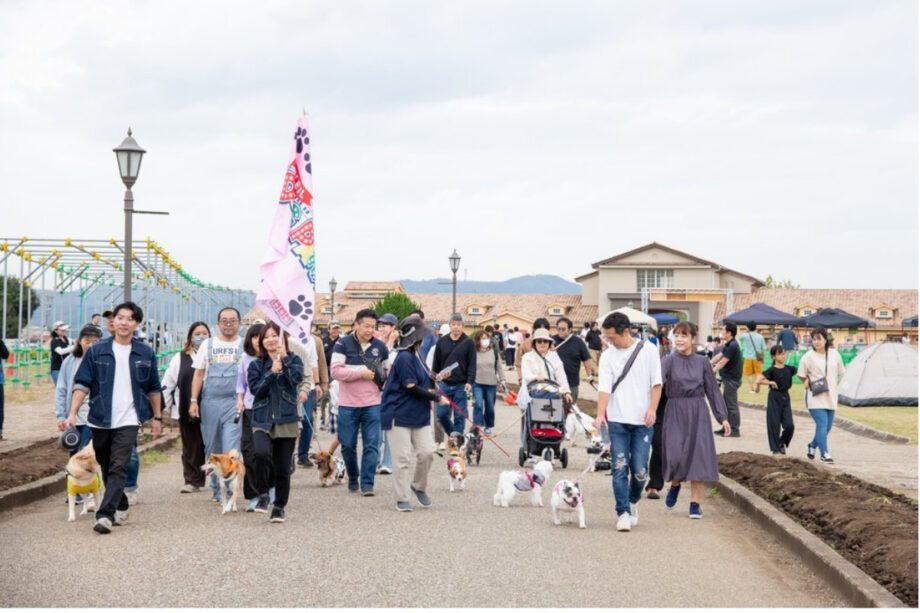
400;275;580;295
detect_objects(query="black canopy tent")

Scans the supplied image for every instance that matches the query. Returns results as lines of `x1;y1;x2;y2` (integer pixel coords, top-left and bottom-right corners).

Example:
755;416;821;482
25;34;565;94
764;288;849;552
803;308;875;329
903;315;918;328
721;302;806;326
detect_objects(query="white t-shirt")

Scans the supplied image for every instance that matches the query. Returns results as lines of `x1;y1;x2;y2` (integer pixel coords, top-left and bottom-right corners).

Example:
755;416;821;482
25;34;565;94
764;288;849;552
109;341;140;429
192;337;242;372
289;337;319;369
597;340;662;425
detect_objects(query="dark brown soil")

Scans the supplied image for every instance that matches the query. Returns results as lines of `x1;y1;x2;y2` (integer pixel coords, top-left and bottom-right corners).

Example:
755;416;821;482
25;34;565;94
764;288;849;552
719;451;918;607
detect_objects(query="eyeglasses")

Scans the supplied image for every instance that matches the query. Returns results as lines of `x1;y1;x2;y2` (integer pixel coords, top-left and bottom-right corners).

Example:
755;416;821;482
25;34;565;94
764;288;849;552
219;319;239;325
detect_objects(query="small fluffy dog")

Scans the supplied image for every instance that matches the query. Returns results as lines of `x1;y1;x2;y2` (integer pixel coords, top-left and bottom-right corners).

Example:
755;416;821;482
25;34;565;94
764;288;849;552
551;479;586;528
493;460;553;508
202;449;245;514
565;405;599;446
464;426;483;465
65;443;104;522
314;450;346;487
446;432;468;492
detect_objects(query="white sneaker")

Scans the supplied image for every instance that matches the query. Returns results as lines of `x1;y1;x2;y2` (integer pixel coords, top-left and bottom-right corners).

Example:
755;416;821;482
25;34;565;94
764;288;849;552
179;484;199;494
126;490;138;505
378;466;392;475
437;442;446;451
616;512;632;532
629;503;639;526
114;509;128;526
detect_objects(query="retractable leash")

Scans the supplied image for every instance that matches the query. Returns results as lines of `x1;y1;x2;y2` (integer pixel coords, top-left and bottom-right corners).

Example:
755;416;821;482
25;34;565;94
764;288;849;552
416;353;511;458
573;443;610;486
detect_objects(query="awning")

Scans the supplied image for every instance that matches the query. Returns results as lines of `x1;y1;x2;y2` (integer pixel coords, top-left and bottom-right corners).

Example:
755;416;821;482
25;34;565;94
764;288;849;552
903;315;918;328
650;312;680;325
721;302;806;326
599;307;657;330
804;308;874;329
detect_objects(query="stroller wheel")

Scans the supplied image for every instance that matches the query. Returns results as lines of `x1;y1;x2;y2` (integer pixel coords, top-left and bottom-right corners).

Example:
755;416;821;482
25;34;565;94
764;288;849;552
518;447;527;467
561;447;569;469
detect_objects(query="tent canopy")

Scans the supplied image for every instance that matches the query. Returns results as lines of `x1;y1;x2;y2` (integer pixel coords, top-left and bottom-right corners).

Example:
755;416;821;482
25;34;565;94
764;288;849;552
838;342;918;407
804;308;874;329
651;313;680;325
722;302;806;326
903;315;918;328
599;307;657;331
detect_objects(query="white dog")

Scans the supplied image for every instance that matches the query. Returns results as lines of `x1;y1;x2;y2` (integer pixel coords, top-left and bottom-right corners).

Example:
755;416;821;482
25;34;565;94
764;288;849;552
493;460;553;508
550;479;586;528
565;404;599;446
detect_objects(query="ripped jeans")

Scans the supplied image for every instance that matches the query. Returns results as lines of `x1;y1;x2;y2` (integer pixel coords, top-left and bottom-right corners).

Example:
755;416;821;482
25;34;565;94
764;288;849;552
609;422;653;516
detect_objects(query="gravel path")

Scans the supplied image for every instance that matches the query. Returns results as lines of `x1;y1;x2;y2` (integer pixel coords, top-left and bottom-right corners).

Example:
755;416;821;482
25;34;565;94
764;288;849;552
0;399;845;608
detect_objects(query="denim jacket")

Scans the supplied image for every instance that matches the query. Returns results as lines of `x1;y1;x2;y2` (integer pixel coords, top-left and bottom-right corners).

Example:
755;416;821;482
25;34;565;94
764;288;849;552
73;338;161;427
247;354;304;431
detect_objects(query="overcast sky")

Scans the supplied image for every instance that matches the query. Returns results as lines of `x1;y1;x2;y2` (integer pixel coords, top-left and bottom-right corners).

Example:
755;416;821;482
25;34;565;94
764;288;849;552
1;0;916;292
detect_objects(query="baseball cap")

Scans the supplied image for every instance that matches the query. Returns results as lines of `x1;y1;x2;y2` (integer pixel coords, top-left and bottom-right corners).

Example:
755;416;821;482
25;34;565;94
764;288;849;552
379;313;398;326
52;321;70;332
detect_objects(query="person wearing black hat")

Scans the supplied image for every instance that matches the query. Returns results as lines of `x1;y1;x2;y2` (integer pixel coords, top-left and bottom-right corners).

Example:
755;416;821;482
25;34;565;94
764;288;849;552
55;325;103;456
381;316;449;512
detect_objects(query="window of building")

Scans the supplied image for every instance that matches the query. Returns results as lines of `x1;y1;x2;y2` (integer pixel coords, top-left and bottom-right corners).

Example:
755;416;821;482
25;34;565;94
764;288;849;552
468;306;482;316
636;269;674;291
549;307;563;316
322;305;333;314
877;309;892;319
801;308;814;317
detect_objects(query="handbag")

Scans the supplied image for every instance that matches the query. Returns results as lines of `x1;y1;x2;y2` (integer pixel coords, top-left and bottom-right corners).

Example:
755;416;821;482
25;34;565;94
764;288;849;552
808;351;830;395
748;333;765;362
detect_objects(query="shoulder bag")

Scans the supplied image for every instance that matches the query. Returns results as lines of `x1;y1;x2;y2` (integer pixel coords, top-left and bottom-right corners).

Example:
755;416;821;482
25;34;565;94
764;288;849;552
808;351;830;395
747;333;765;362
610;339;646;397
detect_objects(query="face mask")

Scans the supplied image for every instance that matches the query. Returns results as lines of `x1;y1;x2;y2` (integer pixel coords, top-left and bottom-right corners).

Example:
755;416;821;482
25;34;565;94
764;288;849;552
480;339;491;348
192;335;208;348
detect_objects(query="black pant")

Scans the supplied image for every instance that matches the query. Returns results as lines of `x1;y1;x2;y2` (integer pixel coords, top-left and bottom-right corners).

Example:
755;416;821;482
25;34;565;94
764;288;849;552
0;383;4;435
253;431;295;508
91;426;138;520
647;389;668;491
239;410;260;499
766;394;795;453
179;418;205;487
504;348;515;367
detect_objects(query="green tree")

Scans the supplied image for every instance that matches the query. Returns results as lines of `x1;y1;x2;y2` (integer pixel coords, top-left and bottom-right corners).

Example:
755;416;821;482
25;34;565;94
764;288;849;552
371;292;421;322
0;275;41;338
764;274;799;289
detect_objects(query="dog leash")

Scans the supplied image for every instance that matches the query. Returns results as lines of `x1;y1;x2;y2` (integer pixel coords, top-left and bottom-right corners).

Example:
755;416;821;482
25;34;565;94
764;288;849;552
573;444;610;486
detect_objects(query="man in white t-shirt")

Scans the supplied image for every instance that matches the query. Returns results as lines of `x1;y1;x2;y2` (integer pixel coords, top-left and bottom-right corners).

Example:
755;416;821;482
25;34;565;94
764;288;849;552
68;301;163;534
190;307;245;502
593;312;662;533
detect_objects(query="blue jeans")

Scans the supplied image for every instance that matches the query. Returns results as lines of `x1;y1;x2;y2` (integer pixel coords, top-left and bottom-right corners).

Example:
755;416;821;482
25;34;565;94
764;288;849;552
125;444;139;491
297;390;317;460
808;409;835;456
377;431;392;471
609;422;653;516
337;405;381;490
437;383;467;435
50;370;60;385
472;383;497;428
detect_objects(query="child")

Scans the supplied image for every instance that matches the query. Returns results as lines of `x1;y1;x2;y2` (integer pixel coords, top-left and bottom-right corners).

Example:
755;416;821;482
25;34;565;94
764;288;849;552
757;345;796;454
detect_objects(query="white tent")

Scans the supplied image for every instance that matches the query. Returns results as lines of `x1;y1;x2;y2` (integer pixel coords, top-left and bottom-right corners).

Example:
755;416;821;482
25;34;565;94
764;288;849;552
838;342;918;407
599;307;657;331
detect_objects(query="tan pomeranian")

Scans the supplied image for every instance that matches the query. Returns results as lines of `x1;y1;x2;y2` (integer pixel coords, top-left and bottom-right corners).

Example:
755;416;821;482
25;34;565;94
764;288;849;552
202;449;245;514
65;442;104;522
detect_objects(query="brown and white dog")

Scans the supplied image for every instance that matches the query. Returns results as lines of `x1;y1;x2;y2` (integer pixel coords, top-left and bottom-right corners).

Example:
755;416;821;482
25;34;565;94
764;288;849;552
65;443;104;522
447;432;468;492
202;449;245;514
314;450;346;487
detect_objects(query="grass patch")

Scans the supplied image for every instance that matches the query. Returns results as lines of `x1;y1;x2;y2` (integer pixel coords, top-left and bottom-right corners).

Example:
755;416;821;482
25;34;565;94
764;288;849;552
5;383;54;405
139;449;170;465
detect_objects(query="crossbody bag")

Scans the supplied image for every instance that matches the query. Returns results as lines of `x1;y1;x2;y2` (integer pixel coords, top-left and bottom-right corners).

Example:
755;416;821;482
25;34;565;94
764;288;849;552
808;351;830;395
746;333;765;361
610;339;646;397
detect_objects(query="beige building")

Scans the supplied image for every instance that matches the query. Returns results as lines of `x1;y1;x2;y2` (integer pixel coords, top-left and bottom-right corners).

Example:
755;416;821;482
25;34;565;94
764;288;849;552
576;242;763;337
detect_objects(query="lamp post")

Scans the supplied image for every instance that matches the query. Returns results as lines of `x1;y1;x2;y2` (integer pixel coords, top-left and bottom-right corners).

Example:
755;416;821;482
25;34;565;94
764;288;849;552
449;249;461;316
113;129;146;301
329;277;337;324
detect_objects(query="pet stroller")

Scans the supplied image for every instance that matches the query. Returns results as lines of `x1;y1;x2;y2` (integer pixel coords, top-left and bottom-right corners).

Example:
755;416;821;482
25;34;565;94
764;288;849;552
518;380;568;468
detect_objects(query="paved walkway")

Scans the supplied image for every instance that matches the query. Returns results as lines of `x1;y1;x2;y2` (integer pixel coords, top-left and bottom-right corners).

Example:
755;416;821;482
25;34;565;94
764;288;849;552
0;397;845;607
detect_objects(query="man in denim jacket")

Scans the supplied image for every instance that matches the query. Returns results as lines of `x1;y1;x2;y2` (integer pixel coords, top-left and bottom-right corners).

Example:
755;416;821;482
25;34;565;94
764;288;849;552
66;301;163;535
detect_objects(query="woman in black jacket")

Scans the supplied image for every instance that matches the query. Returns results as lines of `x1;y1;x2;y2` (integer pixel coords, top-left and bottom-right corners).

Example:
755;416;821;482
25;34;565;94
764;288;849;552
247;322;303;523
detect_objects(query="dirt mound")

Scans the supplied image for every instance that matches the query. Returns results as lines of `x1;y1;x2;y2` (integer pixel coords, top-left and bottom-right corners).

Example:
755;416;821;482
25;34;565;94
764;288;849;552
719;451;918;607
0;438;69;490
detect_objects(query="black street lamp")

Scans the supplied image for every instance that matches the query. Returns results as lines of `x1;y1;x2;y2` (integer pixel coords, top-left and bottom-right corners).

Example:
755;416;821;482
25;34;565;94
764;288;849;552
113;128;145;301
329;277;337;323
449;249;461;316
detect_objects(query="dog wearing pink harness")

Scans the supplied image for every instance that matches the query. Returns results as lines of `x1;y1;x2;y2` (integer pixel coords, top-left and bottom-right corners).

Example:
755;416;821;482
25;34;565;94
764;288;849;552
551;479;586;528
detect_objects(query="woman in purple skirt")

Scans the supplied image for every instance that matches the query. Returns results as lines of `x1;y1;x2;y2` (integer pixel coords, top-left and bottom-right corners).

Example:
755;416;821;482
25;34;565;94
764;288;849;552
661;321;731;519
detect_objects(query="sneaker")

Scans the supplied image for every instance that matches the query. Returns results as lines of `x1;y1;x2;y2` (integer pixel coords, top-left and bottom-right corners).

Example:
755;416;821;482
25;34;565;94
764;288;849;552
410;485;431;508
629;503;639;526
616;512;632;532
806;444;816;460
437;441;447;452
179;484;199;494
713;427;725;436
689;502;702;519
646;488;660;500
778;445;787;455
85;494;96;511
378;466;392;475
297;456;314;468
665;485;681;509
246;498;258;512
820;454;834;464
114;509;128;526
361;489;375;497
125;490;138;505
348;482;359;492
254;495;270;513
74;494;84;505
728;431;741;438
484;428;493;437
93;517;112;534
270;507;285;523
395;501;413;512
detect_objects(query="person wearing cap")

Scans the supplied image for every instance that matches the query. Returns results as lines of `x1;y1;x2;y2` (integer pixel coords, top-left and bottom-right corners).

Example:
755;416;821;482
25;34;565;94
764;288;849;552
520;329;572;403
320;322;341;429
55;325;103;456
100;310;114;338
47;321;74;385
431;313;476;436
381;315;450;512
428;322;450;449
515;318;552;382
374;313;399;474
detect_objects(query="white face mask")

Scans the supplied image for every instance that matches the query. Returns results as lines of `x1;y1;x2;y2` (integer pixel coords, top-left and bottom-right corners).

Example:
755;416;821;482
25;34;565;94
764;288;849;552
480;339;491;348
192;335;208;348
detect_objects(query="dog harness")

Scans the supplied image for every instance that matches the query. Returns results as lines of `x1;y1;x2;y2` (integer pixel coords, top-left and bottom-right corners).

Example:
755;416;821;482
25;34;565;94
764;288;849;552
513;470;545;492
66;472;102;498
554;482;584;508
447;458;461;472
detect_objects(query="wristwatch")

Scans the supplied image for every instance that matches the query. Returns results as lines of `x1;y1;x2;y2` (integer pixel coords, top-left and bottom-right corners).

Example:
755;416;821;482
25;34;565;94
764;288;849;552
153;416;163;422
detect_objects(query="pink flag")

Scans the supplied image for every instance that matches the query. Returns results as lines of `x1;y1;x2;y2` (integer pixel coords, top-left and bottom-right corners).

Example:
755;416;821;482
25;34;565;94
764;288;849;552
256;116;316;345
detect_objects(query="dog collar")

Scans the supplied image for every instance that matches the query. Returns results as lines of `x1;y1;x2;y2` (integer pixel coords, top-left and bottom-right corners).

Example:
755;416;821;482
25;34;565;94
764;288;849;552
554;482;582;508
